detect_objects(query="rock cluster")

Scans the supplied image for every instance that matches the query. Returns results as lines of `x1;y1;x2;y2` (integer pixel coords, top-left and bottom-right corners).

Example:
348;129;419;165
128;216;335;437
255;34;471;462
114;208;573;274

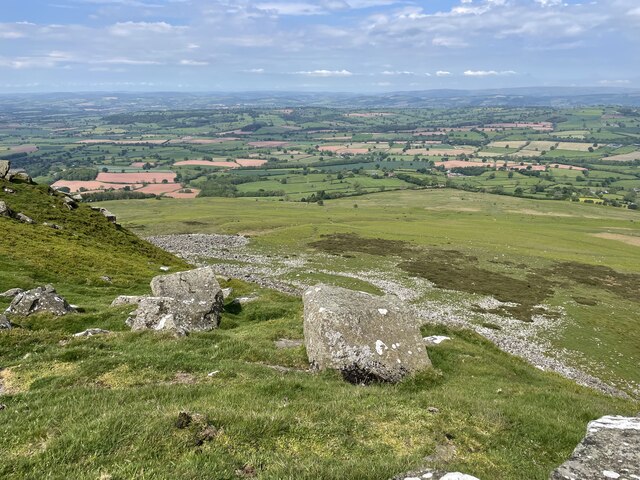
303;284;431;383
118;266;224;335
91;206;117;223
5;285;76;317
0;314;10;330
550;415;640;480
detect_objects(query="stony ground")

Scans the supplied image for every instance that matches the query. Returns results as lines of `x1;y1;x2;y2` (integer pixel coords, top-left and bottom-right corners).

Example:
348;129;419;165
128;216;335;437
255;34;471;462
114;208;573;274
146;234;632;398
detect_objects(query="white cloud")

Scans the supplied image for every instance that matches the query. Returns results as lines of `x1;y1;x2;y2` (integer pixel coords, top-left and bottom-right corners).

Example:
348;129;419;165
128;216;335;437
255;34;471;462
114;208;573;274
295;69;353;77
245;68;266;73
382;70;415;75
436;70;451;76
432;36;468;48
463;70;516;76
598;79;631;85
179;59;209;66
109;21;183;37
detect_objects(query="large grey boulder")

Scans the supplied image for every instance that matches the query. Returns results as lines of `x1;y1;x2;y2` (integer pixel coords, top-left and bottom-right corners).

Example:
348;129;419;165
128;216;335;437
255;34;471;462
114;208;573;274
550;415;640;480
303;284;431;383
5;285;76;317
126;266;224;334
0;160;10;179
0;314;10;330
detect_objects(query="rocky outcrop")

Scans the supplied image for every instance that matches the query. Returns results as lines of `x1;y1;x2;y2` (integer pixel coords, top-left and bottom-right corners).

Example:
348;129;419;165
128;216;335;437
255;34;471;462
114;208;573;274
303;284;431;383
91;206;117;223
392;471;480;480
124;266;224;334
0;160;10;179
0;314;11;330
15;212;34;224
550;415;640;480
7;169;32;183
5;285;76;317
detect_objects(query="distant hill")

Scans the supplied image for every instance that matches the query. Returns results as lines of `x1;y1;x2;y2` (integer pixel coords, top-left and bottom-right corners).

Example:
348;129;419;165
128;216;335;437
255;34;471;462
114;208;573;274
1;87;639;117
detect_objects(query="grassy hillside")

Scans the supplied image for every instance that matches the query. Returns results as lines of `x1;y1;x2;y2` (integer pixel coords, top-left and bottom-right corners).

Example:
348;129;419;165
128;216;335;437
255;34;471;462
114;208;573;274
0;179;188;311
0;185;638;479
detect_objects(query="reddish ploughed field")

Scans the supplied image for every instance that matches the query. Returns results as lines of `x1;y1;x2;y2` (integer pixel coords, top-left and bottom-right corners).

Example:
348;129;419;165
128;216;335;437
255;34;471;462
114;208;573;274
51;180;137;192
96;172;177;183
235;159;267;167
174;160;239;168
169;137;239;144
6;145;39;153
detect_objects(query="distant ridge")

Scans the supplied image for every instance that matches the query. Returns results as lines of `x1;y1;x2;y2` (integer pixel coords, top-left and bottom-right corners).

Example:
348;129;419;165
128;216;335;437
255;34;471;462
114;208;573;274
1;87;640;114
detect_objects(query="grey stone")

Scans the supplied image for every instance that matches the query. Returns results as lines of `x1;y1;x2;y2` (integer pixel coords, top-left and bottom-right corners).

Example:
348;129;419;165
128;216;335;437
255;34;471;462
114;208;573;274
42;222;62;230
0;288;23;298
0;201;12;218
221;287;233;299
63;196;78;210
550;415;640;480
303;284;431;384
391;470;480;480
110;295;144;307
91;206;116;223
0;160;9;178
73;328;111;337
127;266;224;334
15;212;34;224
3;187;15;194
231;296;259;305
5;285;76;317
7;170;32;183
100;276;112;283
0;314;10;330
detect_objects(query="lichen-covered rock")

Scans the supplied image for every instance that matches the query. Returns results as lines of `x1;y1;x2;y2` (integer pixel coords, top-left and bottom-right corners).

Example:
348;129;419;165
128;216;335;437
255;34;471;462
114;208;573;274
303;284;431;383
7;170;32;183
5;285;76;317
126;266;224;334
0;314;11;330
550;415;640;480
0;160;10;179
392;470;480;480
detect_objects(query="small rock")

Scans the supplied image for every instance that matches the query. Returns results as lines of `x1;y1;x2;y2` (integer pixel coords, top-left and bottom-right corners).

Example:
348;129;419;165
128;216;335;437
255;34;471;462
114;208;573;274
63;196;78;210
15;212;34;224
0;200;13;218
424;336;451;346
427;407;440;414
42;222;62;230
110;295;144;307
207;370;220;377
0;314;11;330
2;187;15;194
232;296;259;305
0;288;24;298
159;266;170;272
6;284;76;317
391;470;480;480
274;338;304;349
222;287;233;299
8;170;32;183
100;276;112;283
73;328;111;337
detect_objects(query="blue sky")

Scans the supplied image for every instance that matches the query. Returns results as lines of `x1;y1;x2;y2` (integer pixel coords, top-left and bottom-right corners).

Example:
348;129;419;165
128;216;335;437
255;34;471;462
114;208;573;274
0;0;638;92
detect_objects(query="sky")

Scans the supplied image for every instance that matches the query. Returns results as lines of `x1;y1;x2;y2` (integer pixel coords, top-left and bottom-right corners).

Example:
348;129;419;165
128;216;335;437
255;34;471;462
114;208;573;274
0;0;639;93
